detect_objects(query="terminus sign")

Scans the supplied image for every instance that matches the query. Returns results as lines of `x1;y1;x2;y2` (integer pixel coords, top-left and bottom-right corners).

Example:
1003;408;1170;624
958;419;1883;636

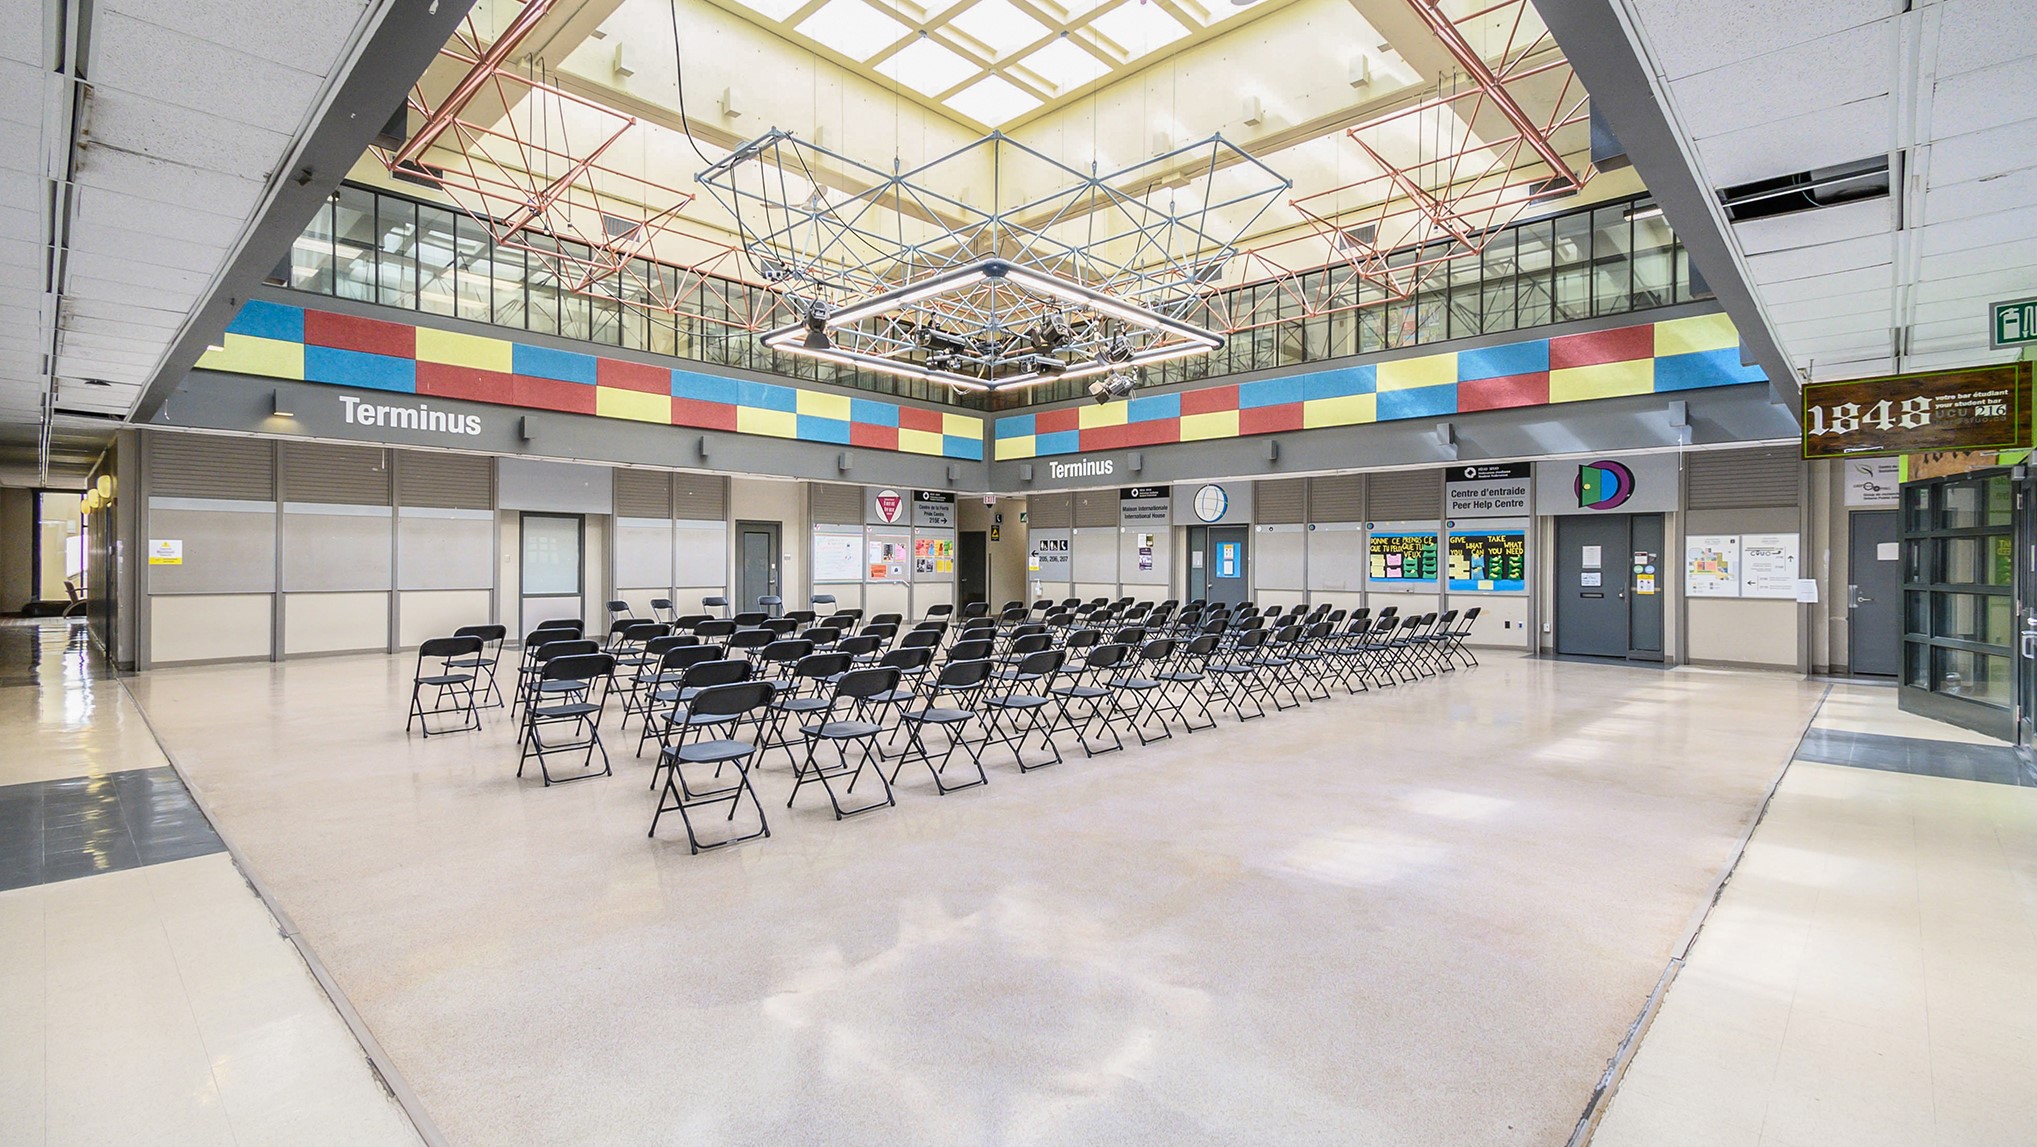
1801;363;2032;459
340;395;482;436
1048;456;1115;479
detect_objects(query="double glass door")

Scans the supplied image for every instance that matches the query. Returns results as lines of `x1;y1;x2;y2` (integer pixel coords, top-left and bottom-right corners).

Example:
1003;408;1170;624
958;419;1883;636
1897;472;2017;740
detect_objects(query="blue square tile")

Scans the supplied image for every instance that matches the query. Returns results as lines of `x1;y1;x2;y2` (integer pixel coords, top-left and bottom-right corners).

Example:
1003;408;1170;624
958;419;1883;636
304;346;417;393
1376;382;1458;421
226;300;305;343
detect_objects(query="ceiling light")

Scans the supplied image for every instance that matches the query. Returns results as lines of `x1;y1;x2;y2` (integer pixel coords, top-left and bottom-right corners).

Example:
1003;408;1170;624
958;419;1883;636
1625;203;1664;222
803;300;833;350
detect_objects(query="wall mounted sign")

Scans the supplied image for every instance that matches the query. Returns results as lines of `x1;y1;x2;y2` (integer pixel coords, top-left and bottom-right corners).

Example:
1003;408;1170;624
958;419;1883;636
1192;483;1229;522
1739;534;1800;598
1801;363;2032;459
813;532;863;581
1842;459;1901;506
1214;539;1242;578
1046;456;1116;480
1119;485;1171;525
148;539;183;566
1991;296;2037;348
911;490;955;528
871;488;906;524
1444;462;1532;517
1536;454;1681;516
1575;458;1635;509
1685;535;1738;597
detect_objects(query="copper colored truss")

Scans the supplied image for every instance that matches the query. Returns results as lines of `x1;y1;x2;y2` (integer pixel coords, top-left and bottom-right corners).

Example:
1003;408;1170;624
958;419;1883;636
1287;0;1592;302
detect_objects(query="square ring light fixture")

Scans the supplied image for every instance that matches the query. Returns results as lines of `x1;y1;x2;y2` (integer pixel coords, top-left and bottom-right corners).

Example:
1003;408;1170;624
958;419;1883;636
702;130;1289;396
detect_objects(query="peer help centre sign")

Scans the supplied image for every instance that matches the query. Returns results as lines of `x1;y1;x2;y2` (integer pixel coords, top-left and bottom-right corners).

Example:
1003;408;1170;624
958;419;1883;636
1445;462;1531;517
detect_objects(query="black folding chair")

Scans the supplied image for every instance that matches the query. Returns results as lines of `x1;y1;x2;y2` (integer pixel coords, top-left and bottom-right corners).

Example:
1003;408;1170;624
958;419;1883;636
649;680;777;854
788;666;903;819
637;653;743;758
892;658;994;793
448;624;507;709
516;637;599;716
1115;637;1178;744
1443;606;1482;668
1206;628;1270;721
762;651;852;764
408;635;484;736
982;648;1066;771
517;651;616;785
1048;642;1133;757
650;597;676;624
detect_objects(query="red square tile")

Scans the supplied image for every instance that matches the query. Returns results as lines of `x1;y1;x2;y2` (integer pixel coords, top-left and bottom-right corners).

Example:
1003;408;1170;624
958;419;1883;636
1123;418;1182;447
597;356;670;395
1083;424;1129;450
898;405;945;433
415;361;511;403
1181;384;1239;416
1033;407;1080;434
1549;323;1654;369
512;374;597;415
849;422;899;450
1458;372;1550;412
303;310;415;358
672;397;739;431
1239;403;1303;436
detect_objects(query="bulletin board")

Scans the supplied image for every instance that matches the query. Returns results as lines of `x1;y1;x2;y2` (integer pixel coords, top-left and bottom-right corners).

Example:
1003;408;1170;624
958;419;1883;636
1367;522;1441;588
866;530;912;581
813;530;864;582
1445;519;1527;593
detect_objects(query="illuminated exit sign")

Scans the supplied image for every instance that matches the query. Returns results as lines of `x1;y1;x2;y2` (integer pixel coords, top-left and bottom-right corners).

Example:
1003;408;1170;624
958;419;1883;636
1992;297;2037;348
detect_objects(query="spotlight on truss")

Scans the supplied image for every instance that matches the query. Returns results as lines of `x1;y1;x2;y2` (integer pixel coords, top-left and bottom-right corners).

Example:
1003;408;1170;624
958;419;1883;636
1089;369;1137;405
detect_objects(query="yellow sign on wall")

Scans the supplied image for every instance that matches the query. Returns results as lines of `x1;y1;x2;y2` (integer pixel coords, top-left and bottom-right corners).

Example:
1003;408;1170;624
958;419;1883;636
148;539;183;566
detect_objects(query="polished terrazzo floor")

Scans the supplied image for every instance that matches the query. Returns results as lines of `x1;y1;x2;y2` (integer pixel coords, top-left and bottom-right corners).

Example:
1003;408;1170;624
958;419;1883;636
130;650;1825;1146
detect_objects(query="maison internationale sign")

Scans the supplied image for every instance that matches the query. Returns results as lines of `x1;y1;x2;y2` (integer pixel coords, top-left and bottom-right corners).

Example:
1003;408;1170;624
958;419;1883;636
1800;362;2033;459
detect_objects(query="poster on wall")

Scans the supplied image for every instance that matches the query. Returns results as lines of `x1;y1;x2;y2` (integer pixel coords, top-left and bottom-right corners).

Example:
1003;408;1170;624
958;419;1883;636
813;532;863;582
1368;527;1440;584
148;539;183;566
1739;533;1800;599
867;538;908;581
1685;535;1740;597
914;535;957;574
1446;526;1526;592
1842;459;1900;506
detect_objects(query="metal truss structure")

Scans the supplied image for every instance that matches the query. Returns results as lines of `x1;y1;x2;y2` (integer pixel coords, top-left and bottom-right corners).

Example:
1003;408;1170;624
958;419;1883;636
700;131;1289;390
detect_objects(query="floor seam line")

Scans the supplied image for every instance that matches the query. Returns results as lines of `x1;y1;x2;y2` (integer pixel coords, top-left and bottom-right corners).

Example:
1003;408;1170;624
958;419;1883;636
1565;680;1833;1147
114;673;450;1147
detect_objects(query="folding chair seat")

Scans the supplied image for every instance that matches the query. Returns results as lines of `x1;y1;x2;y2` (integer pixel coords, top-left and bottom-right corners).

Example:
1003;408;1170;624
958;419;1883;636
606;600;634;622
649;680;777;853
981;648;1066;771
835;633;884;667
899;628;944;653
1059;627;1102;672
947;637;995;664
1115;637;1178;744
859;622;900;650
1048;642;1133;757
876;646;935;701
601;618;640;650
727;627;775;664
757;638;816;693
798;626;840;649
809;593;837;616
891;657;994;793
408;635;485;736
695;618;738;643
447;624;507;709
1289;621;1336;701
615;634;692;724
731;611;769;629
518;652;617;785
762;651;851;763
997;633;1053;676
513;623;582;713
637;652;743;758
789;666;904;819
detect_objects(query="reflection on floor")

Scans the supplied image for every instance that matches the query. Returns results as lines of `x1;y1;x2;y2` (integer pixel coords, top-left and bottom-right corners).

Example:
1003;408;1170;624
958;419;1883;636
1592;683;2037;1147
1794;727;2035;787
132;648;1822;1145
0;620;421;1147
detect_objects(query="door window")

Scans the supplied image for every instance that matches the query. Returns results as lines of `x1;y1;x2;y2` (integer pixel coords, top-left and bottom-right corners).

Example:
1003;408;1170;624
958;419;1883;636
522;515;581;596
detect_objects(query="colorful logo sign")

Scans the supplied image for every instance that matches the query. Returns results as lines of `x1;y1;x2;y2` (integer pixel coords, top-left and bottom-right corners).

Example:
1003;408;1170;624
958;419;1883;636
874;489;904;523
1574;460;1635;510
1193;484;1229;522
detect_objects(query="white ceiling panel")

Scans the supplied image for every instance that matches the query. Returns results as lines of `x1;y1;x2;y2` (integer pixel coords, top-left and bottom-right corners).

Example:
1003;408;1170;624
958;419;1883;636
1632;0;1897;82
1929;59;2037;143
1923;167;2037;225
1687;95;1891;188
63;251;215;296
1764;285;1892;326
1928;117;2037;186
1912;267;2037;308
1917;211;2037;259
73;147;266;217
89;11;327;136
1744;233;1894;283
101;0;374;76
1672;19;1894;141
1777;308;1892;340
1920;234;2037;280
83;91;292;179
1932;0;2037;78
1731;196;1893;256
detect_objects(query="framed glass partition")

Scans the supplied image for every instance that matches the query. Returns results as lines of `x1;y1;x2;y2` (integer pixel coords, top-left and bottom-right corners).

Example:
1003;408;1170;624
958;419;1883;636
1899;470;2018;739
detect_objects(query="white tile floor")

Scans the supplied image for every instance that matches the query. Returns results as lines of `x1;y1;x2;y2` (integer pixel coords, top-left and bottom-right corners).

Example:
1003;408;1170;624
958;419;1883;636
1592;686;2037;1147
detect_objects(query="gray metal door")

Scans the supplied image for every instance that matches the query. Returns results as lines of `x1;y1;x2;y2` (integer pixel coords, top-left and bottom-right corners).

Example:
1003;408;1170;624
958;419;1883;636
1555;515;1631;657
959;530;987;606
1848;510;1901;676
735;521;779;613
1207;526;1250;606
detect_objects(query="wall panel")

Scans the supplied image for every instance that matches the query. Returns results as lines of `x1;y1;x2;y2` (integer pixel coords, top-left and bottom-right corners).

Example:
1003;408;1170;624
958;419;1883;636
282;504;392;591
151;593;272;663
284;591;389;654
1255;527;1306;590
615;517;675;589
1305;524;1366;592
145;499;276;593
1071;527;1118;585
398;589;492;646
396;508;493;590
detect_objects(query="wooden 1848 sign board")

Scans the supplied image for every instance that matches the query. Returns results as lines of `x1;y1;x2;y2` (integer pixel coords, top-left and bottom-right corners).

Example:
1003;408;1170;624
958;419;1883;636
1801;363;2032;459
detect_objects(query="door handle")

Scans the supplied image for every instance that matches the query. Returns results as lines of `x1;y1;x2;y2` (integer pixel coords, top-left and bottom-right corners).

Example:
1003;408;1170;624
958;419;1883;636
2023;631;2037;658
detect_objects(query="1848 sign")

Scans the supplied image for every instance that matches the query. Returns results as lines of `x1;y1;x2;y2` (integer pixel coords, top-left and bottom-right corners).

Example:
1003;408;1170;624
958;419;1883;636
1801;364;2032;459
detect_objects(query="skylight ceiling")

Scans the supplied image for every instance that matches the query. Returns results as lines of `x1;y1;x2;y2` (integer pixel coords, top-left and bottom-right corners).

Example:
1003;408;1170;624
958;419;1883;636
718;0;1269;129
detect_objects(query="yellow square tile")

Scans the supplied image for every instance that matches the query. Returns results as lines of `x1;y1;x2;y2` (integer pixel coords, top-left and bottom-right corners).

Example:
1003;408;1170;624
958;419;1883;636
1303;393;1375;429
996;435;1036;460
1653;313;1738;356
795;389;852;419
200;334;304;380
1378;352;1456;392
943;411;982;437
1550;360;1655;403
736;407;797;438
1179;410;1239;441
898;428;945;455
596;386;671;424
414;327;512;372
1078;401;1129;429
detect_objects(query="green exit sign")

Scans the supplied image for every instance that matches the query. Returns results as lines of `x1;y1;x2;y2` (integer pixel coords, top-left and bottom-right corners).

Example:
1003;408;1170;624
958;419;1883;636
1993;297;2037;348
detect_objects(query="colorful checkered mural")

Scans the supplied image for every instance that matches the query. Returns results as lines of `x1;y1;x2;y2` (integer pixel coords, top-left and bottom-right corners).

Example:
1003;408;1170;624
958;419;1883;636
993;313;1764;460
199;300;985;461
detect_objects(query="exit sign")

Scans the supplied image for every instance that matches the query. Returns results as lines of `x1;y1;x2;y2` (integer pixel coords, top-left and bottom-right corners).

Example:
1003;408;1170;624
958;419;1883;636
1993;297;2037;347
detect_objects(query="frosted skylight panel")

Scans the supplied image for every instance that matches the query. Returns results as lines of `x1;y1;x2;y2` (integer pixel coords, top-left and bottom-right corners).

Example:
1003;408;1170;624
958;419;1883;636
1017;36;1110;90
947;0;1049;56
944;74;1043;124
1088;2;1188;58
795;0;911;59
727;0;809;21
876;36;982;95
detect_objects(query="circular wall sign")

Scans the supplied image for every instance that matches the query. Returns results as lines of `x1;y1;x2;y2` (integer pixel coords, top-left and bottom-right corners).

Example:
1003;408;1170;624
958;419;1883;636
1193;484;1229;522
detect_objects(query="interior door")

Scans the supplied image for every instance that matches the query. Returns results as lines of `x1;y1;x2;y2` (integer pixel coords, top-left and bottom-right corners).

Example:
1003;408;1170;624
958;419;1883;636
520;513;583;633
735;521;780;614
1207;526;1250;606
1848;510;1901;676
1555;515;1631;657
959;530;988;605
